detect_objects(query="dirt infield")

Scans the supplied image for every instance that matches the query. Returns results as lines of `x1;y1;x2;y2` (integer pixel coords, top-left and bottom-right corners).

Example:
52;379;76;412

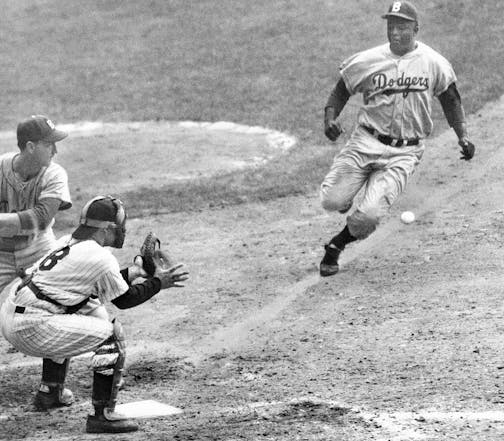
1;96;504;440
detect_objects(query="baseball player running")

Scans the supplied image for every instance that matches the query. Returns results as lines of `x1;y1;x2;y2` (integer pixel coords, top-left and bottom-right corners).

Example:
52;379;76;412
0;195;188;434
0;115;71;296
319;1;475;277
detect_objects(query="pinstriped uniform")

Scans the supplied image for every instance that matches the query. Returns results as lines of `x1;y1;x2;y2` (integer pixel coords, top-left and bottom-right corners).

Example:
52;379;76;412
0;152;71;294
0;235;128;360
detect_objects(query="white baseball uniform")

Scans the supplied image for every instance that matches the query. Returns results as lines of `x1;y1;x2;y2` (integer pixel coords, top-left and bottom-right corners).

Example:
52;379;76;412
0;235;128;361
320;41;456;238
0;153;71;294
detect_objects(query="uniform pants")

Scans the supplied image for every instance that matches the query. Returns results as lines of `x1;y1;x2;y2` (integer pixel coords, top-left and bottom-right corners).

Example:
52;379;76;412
320;125;424;239
0;297;113;362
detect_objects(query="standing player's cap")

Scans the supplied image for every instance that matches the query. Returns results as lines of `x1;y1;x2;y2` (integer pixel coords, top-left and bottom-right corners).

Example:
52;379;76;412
382;1;418;22
17;115;68;146
72;195;126;240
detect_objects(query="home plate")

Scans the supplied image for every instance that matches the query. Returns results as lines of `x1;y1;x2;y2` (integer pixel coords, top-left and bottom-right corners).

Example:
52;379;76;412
115;400;183;419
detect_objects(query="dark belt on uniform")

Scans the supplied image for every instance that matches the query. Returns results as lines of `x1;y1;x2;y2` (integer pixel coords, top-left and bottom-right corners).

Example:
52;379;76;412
362;125;420;147
16;279;89;314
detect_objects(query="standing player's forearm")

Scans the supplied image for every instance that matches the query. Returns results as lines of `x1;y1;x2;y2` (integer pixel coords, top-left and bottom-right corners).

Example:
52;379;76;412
0;198;61;237
0;213;22;237
325;78;351;118
16;198;61;234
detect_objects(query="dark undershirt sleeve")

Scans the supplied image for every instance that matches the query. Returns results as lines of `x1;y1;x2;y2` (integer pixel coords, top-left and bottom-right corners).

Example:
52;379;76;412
438;83;466;127
112;277;162;309
325;78;351;118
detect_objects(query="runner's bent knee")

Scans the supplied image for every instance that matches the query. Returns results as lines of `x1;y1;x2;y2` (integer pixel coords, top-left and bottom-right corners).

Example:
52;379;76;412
320;186;353;213
347;209;379;239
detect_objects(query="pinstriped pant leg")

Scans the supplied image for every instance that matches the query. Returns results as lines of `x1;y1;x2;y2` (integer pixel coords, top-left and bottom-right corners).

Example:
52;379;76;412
3;305;113;360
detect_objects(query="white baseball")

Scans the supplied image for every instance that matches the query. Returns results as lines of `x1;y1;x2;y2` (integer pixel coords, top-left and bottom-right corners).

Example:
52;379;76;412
400;211;415;224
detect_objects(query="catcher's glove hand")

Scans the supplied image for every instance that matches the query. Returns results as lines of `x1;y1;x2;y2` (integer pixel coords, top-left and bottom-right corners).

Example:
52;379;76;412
137;232;174;277
154;263;189;289
459;139;475;161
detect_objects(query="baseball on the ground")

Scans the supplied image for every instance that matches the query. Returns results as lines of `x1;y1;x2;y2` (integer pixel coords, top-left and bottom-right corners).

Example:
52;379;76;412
400;211;416;224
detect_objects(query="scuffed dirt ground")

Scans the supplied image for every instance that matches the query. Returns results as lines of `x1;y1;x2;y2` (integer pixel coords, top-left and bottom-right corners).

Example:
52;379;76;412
2;97;504;440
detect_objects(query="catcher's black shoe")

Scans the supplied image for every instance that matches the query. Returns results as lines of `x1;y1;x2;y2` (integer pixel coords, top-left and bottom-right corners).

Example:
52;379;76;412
33;385;74;411
319;244;342;277
86;414;139;434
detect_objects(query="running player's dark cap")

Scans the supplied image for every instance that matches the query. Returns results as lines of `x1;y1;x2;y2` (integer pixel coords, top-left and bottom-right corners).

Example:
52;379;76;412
17;115;68;148
382;1;418;22
72;196;126;240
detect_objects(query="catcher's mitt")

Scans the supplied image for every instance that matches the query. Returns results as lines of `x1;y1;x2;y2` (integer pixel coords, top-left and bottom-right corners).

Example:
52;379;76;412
138;232;174;277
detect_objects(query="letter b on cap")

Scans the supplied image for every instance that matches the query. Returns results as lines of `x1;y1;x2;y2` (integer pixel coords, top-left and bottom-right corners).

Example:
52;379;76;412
391;1;402;12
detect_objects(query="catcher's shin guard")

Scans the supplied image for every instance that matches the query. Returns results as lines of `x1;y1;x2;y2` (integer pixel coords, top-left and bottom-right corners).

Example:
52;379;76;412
41;358;70;384
34;358;74;410
89;320;137;434
91;319;126;414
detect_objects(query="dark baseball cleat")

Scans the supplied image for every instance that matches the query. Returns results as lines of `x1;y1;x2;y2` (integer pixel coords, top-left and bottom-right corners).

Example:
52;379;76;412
319;244;342;277
33;385;74;411
86;414;139;433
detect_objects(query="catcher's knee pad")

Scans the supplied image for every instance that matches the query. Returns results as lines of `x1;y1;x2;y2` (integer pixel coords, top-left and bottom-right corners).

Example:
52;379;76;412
92;319;126;376
347;210;379;239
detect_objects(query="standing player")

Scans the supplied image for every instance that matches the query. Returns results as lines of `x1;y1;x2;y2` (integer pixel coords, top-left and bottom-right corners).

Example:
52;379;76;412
319;1;475;276
0;115;71;294
0;195;189;434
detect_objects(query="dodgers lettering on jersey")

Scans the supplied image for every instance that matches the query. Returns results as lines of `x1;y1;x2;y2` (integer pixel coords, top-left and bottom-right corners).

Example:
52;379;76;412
339;41;456;139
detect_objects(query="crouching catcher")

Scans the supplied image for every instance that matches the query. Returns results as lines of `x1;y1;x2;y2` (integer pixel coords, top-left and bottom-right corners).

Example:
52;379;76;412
0;195;188;434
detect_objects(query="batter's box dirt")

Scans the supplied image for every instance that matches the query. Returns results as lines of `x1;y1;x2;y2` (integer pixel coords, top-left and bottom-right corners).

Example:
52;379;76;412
165;399;373;441
126;356;195;384
260;399;352;423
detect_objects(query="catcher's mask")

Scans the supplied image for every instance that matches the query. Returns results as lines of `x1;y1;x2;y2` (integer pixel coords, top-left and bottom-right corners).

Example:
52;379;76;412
72;195;127;248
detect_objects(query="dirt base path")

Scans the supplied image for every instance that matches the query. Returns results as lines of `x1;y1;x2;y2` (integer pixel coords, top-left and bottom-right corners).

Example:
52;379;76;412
1;97;504;440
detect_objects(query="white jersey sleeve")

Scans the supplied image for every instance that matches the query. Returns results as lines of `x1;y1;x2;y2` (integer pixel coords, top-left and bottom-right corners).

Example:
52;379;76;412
38;162;72;210
339;45;386;96
93;251;130;304
424;45;457;96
